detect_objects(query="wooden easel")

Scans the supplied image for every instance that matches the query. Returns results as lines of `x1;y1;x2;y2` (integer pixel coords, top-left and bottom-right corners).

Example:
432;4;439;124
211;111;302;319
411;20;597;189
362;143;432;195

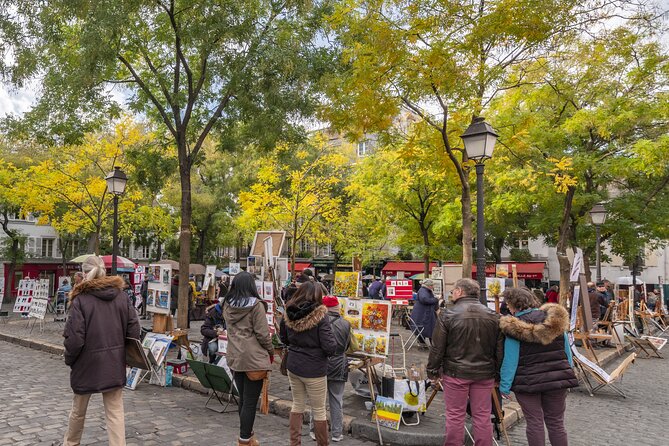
349;354;386;445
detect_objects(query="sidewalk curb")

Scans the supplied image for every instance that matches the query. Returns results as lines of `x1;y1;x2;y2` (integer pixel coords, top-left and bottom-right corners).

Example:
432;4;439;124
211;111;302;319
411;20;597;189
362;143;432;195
0;331;623;445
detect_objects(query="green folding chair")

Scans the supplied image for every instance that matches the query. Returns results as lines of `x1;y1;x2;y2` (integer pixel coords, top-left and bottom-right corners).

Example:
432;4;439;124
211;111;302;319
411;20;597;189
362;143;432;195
188;359;238;413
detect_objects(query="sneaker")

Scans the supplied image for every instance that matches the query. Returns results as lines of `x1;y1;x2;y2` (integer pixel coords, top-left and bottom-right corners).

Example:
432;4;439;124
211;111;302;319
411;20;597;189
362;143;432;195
332;435;344;442
309;431;316;441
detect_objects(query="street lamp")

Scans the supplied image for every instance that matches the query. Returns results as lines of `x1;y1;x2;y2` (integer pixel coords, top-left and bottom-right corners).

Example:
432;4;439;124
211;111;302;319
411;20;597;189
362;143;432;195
105;167;128;275
462;117;498;305
589;203;608;282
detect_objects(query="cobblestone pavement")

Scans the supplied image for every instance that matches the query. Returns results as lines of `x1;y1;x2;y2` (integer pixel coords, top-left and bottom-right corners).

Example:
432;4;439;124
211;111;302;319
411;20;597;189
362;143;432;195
504;352;669;446
0;341;374;446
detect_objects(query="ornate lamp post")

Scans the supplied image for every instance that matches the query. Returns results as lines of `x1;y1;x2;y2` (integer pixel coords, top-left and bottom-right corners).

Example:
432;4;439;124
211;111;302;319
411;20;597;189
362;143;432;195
589;203;608;283
105;167;128;275
461;117;498;304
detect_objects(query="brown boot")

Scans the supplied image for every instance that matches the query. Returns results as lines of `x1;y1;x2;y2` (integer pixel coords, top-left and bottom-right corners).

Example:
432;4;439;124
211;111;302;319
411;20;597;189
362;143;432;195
313;420;329;446
237;434;260;446
289;412;303;446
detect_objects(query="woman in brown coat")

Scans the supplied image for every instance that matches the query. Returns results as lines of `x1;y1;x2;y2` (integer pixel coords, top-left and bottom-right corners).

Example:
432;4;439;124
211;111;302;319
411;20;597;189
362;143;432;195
63;255;140;446
223;271;274;446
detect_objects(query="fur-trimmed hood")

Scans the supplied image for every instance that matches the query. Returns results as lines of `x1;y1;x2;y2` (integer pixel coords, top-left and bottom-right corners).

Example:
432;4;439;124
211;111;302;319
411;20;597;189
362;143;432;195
70;276;125;301
500;303;569;345
284;303;327;332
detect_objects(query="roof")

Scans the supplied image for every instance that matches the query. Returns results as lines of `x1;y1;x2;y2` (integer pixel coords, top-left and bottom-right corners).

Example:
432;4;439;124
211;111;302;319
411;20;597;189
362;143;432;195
382;262;438;274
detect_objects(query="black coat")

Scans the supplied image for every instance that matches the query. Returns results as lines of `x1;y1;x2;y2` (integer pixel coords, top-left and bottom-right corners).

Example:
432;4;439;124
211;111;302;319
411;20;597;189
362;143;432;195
279;302;336;378
200;303;225;354
500;304;578;394
63;276;141;394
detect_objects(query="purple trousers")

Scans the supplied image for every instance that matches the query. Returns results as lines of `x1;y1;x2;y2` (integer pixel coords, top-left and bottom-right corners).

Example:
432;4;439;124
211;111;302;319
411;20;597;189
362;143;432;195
442;376;494;446
514;389;568;446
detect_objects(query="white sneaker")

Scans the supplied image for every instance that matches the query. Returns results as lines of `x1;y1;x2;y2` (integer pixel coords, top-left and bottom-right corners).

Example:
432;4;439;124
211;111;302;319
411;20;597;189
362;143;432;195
309;431;316;441
332;435;344;442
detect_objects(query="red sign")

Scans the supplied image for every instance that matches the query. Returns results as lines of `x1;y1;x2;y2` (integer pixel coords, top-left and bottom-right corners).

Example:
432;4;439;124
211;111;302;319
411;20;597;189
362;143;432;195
386;280;413;306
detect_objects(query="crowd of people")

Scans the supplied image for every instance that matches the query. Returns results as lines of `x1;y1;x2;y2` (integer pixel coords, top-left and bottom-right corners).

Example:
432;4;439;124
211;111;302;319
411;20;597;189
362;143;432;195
61;259;664;446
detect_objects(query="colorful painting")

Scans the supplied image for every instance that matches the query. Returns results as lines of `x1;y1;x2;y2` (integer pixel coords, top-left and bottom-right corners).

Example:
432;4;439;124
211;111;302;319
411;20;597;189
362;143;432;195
333;272;360;297
362;302;390;331
373;396;403;430
338;298;392;356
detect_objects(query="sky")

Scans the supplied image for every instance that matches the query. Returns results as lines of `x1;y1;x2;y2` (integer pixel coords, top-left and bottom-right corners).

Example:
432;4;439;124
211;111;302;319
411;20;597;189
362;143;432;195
0;0;667;119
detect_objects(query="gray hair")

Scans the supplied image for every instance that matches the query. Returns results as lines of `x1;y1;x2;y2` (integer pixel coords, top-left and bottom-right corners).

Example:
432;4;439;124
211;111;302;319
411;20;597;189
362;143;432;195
82;255;106;281
454;278;480;298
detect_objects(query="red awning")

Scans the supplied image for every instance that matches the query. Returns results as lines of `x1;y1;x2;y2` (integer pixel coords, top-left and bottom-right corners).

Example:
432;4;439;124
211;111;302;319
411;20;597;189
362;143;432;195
382;262;438;275
472;263;545;279
293;262;312;272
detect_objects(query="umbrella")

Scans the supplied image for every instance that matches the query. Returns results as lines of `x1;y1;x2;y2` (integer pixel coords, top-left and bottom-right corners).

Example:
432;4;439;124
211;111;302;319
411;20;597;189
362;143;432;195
615;276;645;286
409;273;425;280
70;254;94;263
189;264;206;275
70;254;136;271
100;255;136;270
361;274;378;280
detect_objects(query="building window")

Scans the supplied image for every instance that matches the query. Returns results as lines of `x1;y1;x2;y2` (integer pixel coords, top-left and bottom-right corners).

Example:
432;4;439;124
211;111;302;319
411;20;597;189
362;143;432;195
515;235;529;250
140;245;151;259
41;238;55;258
357;141;367;157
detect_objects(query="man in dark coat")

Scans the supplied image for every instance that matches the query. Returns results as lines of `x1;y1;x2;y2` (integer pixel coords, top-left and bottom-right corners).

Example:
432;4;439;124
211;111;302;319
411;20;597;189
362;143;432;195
200;302;225;363
368;278;384;299
62;255;140;446
410;278;439;346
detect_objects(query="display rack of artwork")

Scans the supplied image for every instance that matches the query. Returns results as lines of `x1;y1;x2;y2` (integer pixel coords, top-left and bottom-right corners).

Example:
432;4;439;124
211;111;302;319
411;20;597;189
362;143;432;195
255;280;276;334
146;264;172;314
27;279;50;320
338;297;392;357
13;279;37;313
125;332;174;390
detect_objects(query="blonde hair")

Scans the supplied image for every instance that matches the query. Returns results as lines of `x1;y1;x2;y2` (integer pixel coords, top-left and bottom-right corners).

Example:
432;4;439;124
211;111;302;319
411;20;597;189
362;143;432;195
82;255;106;281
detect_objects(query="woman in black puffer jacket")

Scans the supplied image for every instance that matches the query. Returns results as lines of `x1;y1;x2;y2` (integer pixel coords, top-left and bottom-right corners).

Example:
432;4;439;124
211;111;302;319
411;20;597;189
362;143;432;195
499;287;578;446
279;281;336;446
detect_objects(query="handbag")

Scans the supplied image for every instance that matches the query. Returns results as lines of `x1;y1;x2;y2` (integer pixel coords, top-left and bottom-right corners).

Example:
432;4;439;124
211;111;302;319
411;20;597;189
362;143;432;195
279;348;289;376
246;370;268;381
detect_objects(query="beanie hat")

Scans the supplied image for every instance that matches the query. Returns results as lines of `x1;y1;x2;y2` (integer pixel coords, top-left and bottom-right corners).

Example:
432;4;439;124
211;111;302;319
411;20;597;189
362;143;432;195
322;295;340;308
296;273;310;284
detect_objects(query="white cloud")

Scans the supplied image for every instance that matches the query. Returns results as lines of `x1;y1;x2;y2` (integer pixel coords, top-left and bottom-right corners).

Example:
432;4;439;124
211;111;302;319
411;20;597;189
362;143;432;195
0;84;36;118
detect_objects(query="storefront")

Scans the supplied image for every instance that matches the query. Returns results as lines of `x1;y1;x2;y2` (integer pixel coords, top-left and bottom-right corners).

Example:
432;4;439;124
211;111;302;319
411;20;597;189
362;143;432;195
381;261;438;278
471;262;547;289
2;260;80;299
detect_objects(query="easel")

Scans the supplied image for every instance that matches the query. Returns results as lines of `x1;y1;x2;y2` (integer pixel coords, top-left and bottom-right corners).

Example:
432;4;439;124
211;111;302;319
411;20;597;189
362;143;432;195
349;353;386;445
571;274;612;364
572;346;636;398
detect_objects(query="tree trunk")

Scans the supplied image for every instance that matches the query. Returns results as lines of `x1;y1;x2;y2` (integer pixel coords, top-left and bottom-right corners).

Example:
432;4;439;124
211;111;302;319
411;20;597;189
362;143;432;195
177;153;192;330
583;250;592;283
87;232;100;254
6;262;15;301
155;240;163;261
556;187;576;306
461;182;473;278
290;235;297;277
421;224;430;277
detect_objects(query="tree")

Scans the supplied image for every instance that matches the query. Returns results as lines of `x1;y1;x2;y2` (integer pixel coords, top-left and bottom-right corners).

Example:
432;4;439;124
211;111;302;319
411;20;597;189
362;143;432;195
324;0;655;278
2;0;328;328
237;136;350;274
0;160;26;299
23;121;149;253
348;124;458;275
490;26;669;301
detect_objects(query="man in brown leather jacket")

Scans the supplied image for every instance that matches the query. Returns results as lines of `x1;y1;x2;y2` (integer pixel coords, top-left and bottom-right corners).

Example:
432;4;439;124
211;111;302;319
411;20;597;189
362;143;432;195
427;278;504;446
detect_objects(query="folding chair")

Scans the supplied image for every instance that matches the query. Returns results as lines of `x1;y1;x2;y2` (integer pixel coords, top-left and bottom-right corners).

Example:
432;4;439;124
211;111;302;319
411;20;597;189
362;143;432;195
403;315;428;351
188;359;238;413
